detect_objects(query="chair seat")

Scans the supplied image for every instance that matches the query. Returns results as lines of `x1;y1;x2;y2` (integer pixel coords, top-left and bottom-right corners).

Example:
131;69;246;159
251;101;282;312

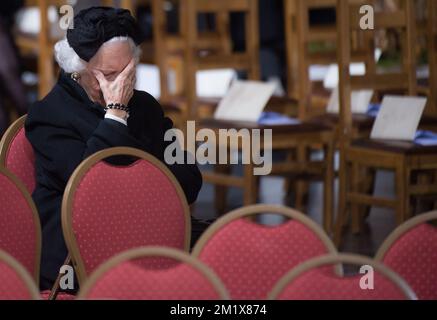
309;113;375;131
351;138;437;155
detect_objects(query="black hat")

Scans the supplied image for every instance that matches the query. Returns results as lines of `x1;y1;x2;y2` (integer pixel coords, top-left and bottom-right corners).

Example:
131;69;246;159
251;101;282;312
66;6;144;62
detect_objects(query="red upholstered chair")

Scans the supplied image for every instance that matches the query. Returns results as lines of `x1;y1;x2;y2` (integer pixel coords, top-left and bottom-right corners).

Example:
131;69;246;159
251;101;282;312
0;167;41;286
268;254;417;300
191;204;338;300
0;115;36;193
0;250;41;300
375;211;437;300
77;247;229;300
62;147;191;285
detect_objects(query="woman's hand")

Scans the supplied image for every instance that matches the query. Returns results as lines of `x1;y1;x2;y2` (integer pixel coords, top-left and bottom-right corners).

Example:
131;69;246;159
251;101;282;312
93;58;136;107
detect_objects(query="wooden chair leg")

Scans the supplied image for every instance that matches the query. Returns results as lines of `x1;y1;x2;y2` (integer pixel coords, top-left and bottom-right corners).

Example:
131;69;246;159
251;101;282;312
334;154;349;248
434;170;437;210
351;163;362;234
283;149;295;196
404;168;412;220
359;167;375;221
395;162;407;225
214;164;230;215
243;163;257;206
323;142;334;234
295;144;308;212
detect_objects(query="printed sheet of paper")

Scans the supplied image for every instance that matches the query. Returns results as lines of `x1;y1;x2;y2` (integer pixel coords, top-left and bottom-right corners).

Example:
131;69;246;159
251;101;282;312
196;69;237;97
370;96;427;141
214;80;276;122
327;87;374;114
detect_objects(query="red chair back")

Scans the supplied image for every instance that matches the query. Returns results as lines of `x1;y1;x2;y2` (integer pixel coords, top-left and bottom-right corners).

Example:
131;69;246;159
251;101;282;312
269;254;417;300
0;116;36;193
376;211;437;300
0;167;41;285
0;250;40;300
62;147;191;284
78;247;229;300
192;205;338;299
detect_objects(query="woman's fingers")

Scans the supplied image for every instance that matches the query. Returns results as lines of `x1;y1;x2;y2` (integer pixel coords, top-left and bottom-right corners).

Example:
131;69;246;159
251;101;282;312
118;58;136;80
93;69;107;87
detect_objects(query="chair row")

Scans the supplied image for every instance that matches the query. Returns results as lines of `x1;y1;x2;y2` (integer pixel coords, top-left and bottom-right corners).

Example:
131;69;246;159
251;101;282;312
0;145;436;300
0;115;436;300
0;246;420;300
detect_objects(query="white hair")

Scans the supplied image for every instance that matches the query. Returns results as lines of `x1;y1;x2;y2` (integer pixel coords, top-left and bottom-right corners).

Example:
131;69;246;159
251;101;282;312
54;36;142;73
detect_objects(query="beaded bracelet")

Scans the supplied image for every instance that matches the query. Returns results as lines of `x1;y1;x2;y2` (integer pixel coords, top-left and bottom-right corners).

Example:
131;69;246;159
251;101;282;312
104;103;130;114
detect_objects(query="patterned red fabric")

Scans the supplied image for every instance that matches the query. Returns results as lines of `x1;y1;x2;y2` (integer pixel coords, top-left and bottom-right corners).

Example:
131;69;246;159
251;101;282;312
71;160;187;275
0;173;38;279
84;258;223;300
382;223;437;300
5;128;36;193
197;218;331;299
276;267;407;300
0;261;36;300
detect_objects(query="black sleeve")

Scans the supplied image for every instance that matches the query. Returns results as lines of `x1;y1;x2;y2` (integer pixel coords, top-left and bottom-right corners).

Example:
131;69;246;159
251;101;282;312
161;116;203;205
26;115;142;188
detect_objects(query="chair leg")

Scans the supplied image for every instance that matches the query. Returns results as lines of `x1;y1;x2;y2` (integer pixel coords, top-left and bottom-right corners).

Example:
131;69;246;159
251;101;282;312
283;149;295;196
434;170;437;210
295;145;308;212
351;163;362;235
214;164;230;215
323;143;334;234
359;167;375;221
334;154;349;248
404;168;412;220
395;163;407;226
243;163;257;206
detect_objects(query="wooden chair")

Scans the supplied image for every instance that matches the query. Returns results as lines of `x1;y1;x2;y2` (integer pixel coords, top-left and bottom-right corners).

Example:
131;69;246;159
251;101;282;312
284;0;335;119
425;0;437;116
177;1;336;232
198;118;335;232
118;0;238;127
15;0;68;99
179;0;260;120
334;0;437;247
282;0;376;213
284;0;374;121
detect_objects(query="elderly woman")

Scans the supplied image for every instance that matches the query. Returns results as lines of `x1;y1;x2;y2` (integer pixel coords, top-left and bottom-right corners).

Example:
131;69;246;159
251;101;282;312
25;7;202;291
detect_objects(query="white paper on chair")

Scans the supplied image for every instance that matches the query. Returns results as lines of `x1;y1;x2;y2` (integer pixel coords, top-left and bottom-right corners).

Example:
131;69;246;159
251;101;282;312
323;49;382;89
323;64;366;89
327;87;374;114
213;80;276;122
370;96;427;141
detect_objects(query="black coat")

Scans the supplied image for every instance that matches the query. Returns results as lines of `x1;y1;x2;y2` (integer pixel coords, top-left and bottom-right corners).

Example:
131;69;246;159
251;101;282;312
25;72;202;290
